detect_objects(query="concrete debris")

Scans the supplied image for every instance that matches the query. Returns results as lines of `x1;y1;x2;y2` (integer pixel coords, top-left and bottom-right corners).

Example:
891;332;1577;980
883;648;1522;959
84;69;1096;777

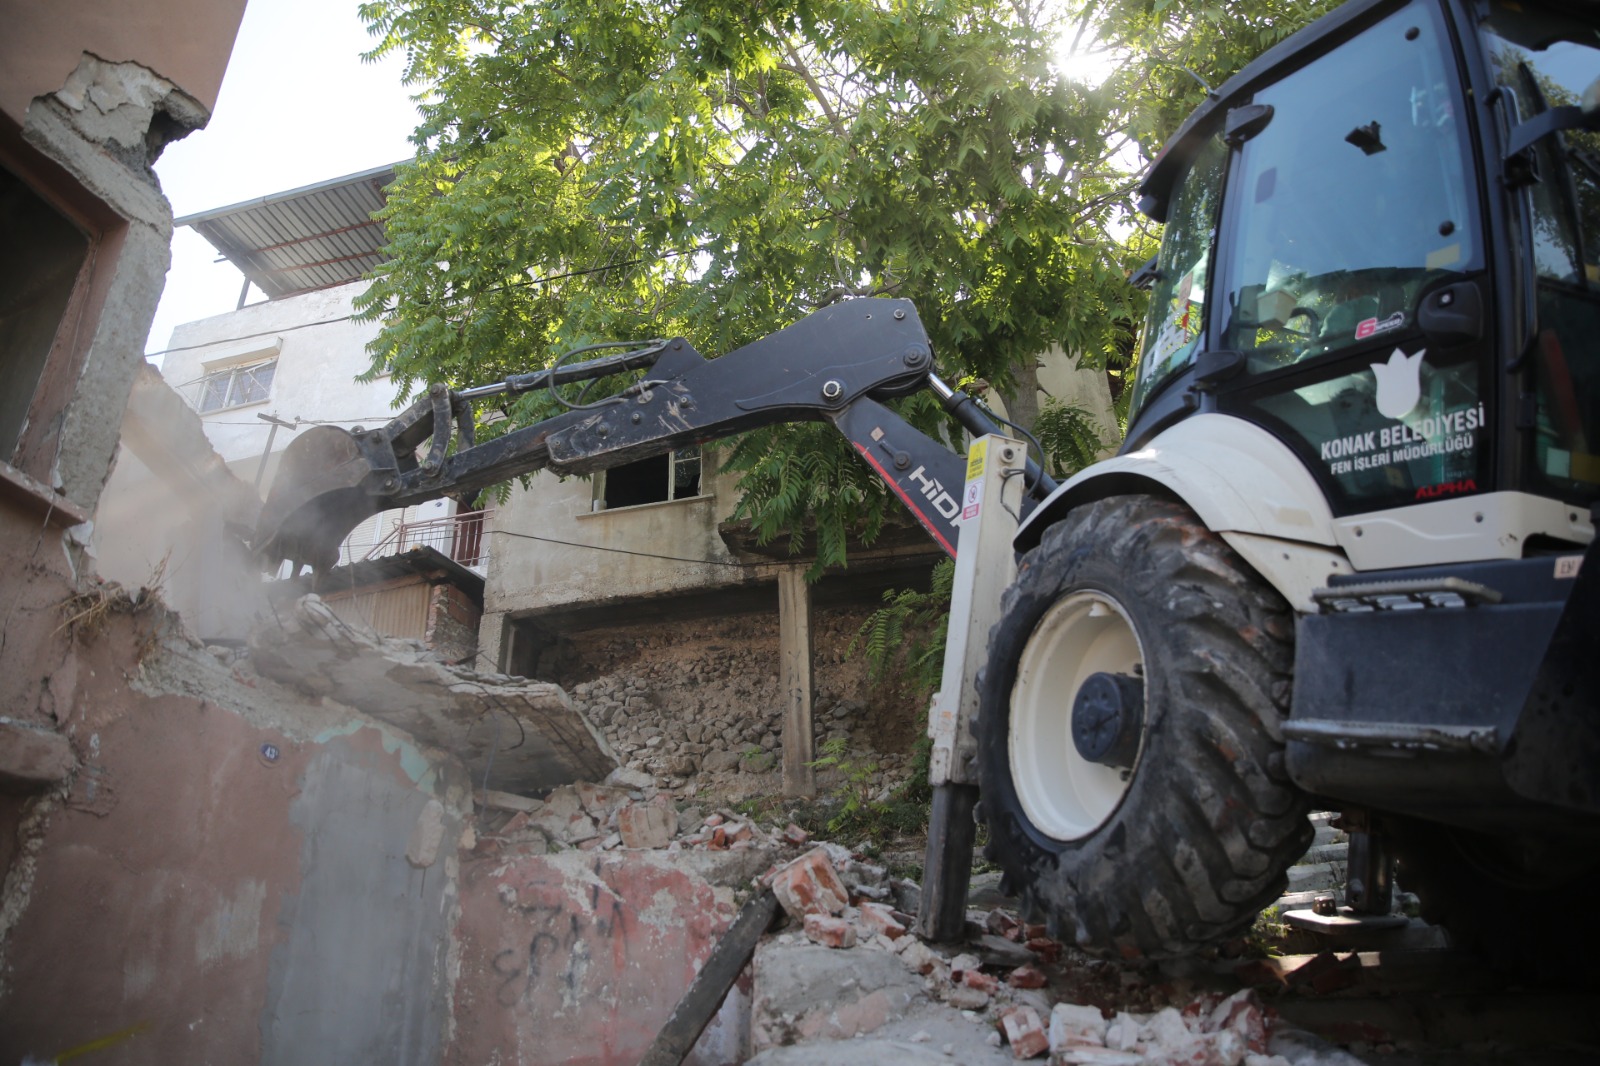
0;719;76;791
751;942;924;1049
803;912;857;949
618;803;679;849
248;594;616;792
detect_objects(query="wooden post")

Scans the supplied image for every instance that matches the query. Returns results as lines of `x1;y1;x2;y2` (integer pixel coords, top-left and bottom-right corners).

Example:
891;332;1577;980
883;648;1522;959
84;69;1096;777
778;564;815;797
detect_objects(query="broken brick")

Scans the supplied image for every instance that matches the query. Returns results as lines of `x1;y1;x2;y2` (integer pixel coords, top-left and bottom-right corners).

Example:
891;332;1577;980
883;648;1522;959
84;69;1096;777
986;908;1023;941
781;823;810;845
1024;937;1061;964
1007;964;1047;989
899;939;941;975
617;802;677;849
961;968;1000;993
803;912;858;949
947;984;991;1011
1206;989;1267;1053
1049;1002;1108;1051
857;901;906;940
999;1006;1050;1059
768;845;849;920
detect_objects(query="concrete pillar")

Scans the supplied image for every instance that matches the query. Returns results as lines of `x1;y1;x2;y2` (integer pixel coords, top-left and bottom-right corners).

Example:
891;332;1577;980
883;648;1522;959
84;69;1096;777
476;611;508;674
778;565;815;797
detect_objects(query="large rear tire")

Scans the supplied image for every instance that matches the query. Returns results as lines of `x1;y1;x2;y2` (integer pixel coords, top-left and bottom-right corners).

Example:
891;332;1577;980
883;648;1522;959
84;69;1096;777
977;495;1312;960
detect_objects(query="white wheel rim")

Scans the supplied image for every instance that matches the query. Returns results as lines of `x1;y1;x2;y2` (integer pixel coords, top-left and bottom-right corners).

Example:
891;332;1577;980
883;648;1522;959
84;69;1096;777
1009;589;1144;842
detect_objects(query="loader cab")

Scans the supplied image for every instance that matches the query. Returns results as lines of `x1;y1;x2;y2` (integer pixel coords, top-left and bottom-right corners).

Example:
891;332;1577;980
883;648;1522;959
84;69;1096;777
1128;0;1600;530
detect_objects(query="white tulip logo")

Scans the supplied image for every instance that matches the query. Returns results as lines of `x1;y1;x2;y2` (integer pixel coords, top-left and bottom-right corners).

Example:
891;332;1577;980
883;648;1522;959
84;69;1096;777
1372;348;1425;420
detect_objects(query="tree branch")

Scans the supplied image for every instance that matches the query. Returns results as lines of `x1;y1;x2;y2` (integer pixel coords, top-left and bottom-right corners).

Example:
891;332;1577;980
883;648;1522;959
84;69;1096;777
780;44;848;143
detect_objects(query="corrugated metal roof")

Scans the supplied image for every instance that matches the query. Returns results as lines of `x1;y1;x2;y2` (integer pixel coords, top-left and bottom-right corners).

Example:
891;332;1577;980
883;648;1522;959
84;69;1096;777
177;162;405;300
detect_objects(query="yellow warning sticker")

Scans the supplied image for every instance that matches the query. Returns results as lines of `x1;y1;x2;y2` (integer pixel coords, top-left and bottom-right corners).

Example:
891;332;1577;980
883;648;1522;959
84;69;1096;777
966;438;987;482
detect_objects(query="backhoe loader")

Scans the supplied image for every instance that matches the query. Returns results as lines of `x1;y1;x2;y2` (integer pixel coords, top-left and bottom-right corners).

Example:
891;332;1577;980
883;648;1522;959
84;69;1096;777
256;0;1600;979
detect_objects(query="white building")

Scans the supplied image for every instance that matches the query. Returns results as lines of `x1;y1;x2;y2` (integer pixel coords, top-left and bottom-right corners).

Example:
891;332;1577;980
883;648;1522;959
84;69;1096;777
95;165;486;645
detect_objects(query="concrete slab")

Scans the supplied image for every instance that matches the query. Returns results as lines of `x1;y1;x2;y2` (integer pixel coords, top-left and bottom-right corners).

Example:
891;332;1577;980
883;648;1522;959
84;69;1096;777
249;594;616;792
447;848;749;1066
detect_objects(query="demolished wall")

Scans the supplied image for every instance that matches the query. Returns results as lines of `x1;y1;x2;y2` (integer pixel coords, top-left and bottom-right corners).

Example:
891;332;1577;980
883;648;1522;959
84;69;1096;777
0;605;470;1064
546;608;926;801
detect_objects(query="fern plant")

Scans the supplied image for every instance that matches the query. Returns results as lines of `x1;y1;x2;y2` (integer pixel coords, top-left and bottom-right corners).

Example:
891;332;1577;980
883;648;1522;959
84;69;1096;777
1034;398;1109;479
850;558;956;699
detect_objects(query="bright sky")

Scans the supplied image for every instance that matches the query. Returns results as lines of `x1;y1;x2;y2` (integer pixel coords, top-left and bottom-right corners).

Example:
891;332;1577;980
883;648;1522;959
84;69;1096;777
144;0;420;357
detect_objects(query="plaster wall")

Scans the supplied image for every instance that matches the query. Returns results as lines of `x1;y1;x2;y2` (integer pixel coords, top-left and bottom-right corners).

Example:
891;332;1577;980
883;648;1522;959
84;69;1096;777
1034;343;1123;455
484;451;782;619
159;281;403;473
0;611;471;1065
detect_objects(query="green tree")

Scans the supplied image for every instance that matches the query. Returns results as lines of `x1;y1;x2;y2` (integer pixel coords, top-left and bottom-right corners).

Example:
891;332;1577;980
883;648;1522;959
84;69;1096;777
357;0;1151;568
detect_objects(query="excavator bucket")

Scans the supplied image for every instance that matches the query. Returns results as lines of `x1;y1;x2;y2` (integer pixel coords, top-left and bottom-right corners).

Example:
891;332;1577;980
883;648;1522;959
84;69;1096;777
254;425;385;573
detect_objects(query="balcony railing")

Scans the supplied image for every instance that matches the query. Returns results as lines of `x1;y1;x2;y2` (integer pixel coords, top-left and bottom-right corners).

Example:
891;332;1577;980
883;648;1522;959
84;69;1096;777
349;509;489;568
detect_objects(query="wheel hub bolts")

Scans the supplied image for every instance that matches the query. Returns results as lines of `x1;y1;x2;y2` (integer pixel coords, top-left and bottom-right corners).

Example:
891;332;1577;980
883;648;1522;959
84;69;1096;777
1070;671;1143;768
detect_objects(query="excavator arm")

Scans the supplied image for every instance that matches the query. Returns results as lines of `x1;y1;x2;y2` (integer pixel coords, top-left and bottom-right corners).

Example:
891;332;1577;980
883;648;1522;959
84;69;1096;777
255;297;1056;572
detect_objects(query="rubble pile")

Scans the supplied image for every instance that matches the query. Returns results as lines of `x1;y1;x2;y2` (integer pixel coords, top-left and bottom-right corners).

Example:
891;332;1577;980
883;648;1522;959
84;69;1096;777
555;611;919;798
747;845;1362;1066
472;775;899;868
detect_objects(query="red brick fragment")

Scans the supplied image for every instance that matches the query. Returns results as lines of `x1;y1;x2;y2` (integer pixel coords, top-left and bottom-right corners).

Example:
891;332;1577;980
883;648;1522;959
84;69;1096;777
961;969;1000;993
781;823;810;845
857;901;906;940
999;1006;1049;1059
1007;964;1047;989
803;912;858;949
1024;937;1060;964
767;845;849;919
1206;989;1267;1053
986;908;1022;940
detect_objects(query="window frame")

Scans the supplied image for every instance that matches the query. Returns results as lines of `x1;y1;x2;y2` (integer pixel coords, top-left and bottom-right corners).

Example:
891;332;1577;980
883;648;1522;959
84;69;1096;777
196;357;277;414
589;445;704;512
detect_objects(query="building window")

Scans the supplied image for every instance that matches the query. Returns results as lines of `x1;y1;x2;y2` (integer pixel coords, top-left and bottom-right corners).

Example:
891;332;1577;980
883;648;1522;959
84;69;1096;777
198;359;276;412
594;446;701;510
0;164;91;461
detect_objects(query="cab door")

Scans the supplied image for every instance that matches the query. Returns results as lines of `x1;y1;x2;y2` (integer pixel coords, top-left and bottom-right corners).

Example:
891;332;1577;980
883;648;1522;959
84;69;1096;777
1208;0;1496;517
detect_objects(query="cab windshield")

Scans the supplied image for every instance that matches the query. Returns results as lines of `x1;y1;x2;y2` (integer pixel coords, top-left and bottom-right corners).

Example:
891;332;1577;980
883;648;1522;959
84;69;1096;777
1218;1;1481;373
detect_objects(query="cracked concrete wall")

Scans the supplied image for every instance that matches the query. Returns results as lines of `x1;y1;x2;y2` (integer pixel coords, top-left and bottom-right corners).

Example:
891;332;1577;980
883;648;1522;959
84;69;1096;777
0;606;472;1065
12;53;206;511
0;0;245;123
